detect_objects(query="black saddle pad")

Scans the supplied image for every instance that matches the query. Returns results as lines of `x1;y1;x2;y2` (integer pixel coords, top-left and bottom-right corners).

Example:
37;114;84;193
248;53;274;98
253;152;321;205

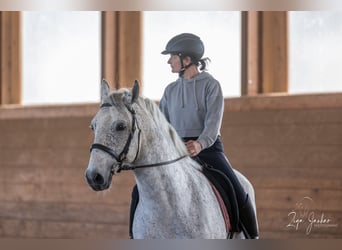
200;161;240;233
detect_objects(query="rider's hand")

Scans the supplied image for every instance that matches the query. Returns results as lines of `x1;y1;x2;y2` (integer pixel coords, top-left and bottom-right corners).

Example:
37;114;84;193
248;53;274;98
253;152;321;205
185;140;202;157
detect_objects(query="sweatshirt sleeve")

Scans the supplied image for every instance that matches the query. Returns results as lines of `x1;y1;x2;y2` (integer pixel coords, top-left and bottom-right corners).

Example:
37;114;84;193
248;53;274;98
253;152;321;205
197;80;224;149
159;89;170;122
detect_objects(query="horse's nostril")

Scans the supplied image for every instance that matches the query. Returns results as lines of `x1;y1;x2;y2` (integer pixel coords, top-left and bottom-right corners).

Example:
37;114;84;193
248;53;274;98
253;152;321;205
93;173;104;185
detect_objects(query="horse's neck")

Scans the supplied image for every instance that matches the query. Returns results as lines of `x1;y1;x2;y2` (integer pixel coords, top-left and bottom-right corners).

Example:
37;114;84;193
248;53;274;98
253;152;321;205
133;158;201;211
132;128;193;205
132;103;199;207
135;110;182;166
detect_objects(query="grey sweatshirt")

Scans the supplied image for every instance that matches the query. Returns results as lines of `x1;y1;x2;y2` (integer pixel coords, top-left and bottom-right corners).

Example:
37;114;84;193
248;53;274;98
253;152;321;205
159;71;224;150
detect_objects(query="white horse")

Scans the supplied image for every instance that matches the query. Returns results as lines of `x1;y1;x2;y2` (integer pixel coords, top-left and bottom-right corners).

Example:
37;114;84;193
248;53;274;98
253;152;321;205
85;79;257;239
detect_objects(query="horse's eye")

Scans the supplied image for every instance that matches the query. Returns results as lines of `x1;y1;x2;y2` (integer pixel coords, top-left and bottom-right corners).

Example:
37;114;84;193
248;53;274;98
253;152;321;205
116;122;126;131
89;124;95;131
90;119;97;131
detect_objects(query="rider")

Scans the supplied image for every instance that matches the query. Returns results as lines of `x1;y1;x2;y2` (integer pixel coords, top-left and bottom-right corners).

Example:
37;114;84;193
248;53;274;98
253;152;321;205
159;33;258;238
129;33;258;239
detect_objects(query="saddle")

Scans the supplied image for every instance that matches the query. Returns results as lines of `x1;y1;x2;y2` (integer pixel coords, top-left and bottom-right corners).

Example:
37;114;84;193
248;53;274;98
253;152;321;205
198;158;240;234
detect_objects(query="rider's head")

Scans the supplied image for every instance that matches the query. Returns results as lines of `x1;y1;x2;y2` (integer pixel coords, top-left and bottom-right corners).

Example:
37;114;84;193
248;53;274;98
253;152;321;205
161;33;208;76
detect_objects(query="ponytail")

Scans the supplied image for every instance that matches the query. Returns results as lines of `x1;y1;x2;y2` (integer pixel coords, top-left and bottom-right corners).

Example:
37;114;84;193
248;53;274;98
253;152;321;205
198;57;211;71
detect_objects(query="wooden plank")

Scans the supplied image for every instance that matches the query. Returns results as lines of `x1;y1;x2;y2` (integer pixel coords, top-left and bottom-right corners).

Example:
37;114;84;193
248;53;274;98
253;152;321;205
0;202;129;225
226;145;342;169
0;12;21;105
116;11;142;89
101;11;117;90
223;124;342;146
0;117;93;130
0;182;128;204
240;11;248;95
241;11;288;96
101;11;142;90
0;103;98;120
0;218;129;238
254;188;342;212
241;167;342;190
261;229;341;239
241;11;261;96
0;165;135;186
0;171;135;204
0;128;92;150
0;182;134;205
224;93;342;111
223;108;342;125
0;148;91;166
261;11;288;93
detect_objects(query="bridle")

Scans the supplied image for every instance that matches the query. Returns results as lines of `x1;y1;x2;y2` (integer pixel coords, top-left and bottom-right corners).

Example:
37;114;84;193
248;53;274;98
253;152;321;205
90;102;188;175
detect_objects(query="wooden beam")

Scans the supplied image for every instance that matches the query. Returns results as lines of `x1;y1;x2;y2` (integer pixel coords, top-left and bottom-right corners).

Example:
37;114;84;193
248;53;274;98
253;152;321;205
241;11;261;96
0;11;21;105
101;11;117;90
101;11;142;90
117;12;142;89
241;11;288;95
261;11;288;93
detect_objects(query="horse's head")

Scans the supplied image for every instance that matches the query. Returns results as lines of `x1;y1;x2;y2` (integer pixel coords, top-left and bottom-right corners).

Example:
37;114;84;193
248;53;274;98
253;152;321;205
85;79;140;191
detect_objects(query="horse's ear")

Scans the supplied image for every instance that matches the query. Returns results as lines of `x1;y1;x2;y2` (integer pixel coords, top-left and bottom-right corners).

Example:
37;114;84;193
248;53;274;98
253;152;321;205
123;80;139;108
131;80;140;104
101;79;110;103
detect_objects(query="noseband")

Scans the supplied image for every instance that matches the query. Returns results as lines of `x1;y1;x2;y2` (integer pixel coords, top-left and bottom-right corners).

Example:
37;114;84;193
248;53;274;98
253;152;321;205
90;102;187;175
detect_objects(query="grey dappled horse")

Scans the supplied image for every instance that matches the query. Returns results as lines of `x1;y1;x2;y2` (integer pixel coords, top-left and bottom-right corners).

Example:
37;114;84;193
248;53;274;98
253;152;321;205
85;80;257;239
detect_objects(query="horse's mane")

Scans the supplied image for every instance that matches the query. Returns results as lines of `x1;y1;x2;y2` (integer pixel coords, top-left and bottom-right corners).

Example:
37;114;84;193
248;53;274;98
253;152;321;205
136;96;189;157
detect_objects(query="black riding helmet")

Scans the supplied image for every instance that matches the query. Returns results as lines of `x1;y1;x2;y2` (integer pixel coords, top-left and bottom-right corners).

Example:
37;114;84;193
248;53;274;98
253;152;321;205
161;33;205;62
161;33;205;76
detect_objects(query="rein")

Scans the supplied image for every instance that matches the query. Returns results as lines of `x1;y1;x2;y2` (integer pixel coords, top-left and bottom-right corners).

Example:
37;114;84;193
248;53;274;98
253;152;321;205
119;155;188;171
90;102;188;174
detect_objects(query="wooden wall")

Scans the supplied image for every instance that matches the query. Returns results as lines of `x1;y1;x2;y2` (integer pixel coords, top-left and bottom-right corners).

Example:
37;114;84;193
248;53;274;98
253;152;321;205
221;93;342;238
0;93;341;239
0;104;135;238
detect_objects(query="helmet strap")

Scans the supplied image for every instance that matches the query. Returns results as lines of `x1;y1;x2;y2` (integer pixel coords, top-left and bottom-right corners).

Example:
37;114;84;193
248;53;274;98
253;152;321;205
178;54;193;77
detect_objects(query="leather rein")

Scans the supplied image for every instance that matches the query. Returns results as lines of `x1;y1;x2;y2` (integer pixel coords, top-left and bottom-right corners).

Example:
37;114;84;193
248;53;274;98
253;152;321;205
90;102;188;175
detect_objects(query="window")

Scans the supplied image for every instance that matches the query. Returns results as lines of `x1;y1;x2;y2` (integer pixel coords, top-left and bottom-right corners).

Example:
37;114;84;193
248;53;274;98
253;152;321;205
142;11;241;99
22;11;101;105
289;11;342;94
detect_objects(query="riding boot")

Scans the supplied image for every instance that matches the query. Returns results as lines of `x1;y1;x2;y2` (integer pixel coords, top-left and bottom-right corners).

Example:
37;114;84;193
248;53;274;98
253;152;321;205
239;194;259;239
129;185;139;239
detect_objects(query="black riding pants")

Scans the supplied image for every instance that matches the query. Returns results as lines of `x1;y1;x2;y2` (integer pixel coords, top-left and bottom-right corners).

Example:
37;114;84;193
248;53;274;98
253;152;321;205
184;136;247;207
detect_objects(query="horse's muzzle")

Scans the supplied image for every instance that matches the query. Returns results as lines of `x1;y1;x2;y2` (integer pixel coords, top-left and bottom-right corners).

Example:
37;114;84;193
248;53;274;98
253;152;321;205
85;169;112;191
